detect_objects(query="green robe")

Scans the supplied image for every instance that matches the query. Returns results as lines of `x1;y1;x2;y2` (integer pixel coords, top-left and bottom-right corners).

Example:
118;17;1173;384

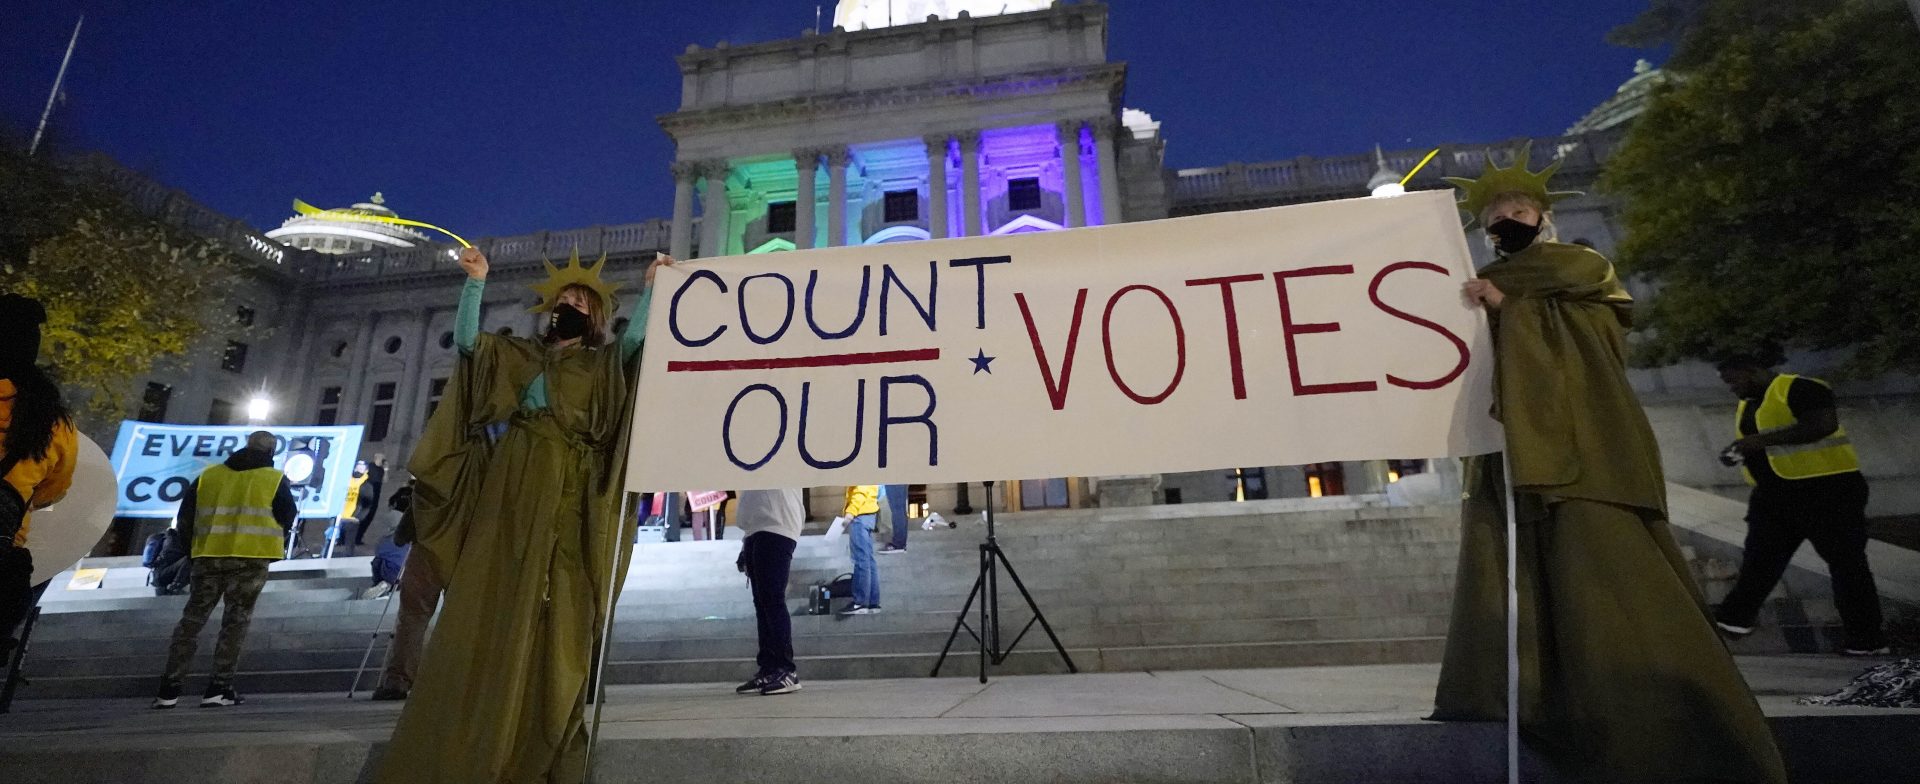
1432;242;1789;783
377;330;638;784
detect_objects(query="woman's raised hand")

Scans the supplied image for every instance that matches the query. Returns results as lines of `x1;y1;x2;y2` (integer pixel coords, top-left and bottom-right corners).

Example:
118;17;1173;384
459;247;490;280
646;252;676;287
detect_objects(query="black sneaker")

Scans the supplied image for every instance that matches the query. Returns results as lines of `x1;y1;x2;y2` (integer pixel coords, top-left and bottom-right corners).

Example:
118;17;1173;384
370;687;408;701
152;682;182;710
1714;621;1754;640
735;671;775;695
760;671;801;695
200;687;244;708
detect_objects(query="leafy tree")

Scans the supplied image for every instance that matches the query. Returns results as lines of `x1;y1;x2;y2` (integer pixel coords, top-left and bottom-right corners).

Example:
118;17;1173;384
0;144;253;431
1602;0;1920;375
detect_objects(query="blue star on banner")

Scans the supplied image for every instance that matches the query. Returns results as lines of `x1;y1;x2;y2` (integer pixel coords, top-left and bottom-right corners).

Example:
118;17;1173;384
969;349;996;375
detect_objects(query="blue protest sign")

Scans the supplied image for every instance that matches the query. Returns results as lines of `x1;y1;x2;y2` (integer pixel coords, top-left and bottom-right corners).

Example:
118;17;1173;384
107;422;366;519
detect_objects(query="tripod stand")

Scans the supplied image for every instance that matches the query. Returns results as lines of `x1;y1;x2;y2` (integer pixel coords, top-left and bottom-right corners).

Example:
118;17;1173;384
931;481;1077;683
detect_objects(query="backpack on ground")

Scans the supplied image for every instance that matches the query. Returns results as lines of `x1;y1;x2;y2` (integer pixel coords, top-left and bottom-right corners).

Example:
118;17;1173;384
140;532;168;568
807;573;854;615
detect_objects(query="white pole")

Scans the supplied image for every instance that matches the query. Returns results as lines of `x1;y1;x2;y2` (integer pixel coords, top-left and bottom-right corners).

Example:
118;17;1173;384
29;15;84;157
1502;453;1520;784
584;492;635;780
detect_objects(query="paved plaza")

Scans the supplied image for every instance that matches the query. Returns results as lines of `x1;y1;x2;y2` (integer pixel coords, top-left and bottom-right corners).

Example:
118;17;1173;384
2;656;1913;783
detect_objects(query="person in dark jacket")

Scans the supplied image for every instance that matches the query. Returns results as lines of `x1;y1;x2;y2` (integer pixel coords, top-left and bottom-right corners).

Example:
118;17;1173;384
149;528;192;596
152;432;297;709
352;454;387;547
1712;352;1886;655
363;485;412;600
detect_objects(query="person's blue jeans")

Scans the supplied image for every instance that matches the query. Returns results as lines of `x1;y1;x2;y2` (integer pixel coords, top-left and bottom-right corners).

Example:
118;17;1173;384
881;484;909;550
847;513;880;607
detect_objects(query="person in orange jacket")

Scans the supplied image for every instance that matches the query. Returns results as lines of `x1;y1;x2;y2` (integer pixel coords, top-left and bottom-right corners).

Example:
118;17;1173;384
0;294;78;662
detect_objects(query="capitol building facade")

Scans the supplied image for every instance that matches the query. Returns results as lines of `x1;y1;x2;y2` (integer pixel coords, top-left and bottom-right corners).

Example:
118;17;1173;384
100;1;1918;518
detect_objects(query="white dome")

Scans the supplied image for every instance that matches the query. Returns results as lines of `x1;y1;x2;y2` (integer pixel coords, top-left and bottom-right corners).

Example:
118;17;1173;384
265;192;428;255
833;0;1052;31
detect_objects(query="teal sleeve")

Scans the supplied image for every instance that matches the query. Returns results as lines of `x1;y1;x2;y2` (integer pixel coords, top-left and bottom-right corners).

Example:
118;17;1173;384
455;278;484;354
621;284;653;361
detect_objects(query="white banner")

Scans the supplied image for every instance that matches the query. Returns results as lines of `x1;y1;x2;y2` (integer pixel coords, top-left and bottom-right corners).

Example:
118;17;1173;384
626;191;1500;491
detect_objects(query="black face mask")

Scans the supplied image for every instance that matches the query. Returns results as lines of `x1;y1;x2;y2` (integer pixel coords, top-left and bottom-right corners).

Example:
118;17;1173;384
1486;218;1542;254
548;303;591;341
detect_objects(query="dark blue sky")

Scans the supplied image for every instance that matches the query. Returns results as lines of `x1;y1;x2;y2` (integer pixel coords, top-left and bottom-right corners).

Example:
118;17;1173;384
2;1;1658;239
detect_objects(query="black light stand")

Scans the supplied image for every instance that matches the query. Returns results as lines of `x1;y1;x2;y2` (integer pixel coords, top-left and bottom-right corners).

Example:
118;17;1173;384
930;481;1076;683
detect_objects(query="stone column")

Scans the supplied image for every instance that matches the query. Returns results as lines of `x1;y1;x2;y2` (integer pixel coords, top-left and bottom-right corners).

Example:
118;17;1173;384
924;135;951;239
388;308;433;442
792;148;820;250
958;131;982;237
699;160;730;258
341;318;375;422
1091;117;1124;225
1058;121;1086;229
825;148;851;247
669;161;698;260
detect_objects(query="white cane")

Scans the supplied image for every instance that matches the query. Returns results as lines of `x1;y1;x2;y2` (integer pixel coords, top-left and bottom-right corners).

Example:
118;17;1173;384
346;558;405;699
584;491;635;779
1501;454;1520;784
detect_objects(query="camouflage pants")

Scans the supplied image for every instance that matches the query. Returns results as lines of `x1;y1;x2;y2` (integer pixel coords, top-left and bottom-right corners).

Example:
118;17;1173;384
162;557;271;690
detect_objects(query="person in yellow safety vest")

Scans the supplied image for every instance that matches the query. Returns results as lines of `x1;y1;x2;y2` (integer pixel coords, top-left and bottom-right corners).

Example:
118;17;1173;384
335;461;370;552
1713;352;1887;656
152;430;298;709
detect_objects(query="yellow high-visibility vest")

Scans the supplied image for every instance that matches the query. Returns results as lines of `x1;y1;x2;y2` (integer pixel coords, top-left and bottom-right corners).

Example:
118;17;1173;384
191;464;287;559
343;472;369;519
1736;374;1861;484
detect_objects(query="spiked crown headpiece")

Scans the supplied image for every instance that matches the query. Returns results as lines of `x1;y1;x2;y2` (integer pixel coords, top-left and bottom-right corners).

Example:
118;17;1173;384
1442;142;1582;228
529;246;622;314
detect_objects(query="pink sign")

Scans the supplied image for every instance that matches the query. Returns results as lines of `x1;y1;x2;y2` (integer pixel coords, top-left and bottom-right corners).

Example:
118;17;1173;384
687;491;729;512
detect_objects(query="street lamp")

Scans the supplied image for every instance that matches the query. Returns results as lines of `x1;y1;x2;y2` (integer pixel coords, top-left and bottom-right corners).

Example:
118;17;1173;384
247;396;272;422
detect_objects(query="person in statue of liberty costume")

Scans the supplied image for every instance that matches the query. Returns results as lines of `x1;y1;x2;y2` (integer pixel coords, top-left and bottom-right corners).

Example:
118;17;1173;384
1429;145;1789;783
376;246;667;784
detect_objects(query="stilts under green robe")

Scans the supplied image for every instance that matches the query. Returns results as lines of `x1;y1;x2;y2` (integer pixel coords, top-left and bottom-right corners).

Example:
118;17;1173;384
376;329;638;784
1432;241;1789;784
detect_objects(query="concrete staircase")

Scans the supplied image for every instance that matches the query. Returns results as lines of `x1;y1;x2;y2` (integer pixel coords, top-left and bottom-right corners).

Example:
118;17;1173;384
24;497;1462;698
18;489;1881;699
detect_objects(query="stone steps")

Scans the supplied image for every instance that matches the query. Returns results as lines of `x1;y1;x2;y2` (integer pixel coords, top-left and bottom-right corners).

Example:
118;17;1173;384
14;497;1855;700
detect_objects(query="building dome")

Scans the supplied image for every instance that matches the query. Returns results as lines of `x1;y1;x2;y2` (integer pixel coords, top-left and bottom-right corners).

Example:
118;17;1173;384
833;0;1052;30
1567;59;1673;135
264;191;430;255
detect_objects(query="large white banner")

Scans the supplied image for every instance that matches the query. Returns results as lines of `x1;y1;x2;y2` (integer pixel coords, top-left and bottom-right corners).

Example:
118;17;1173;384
627;191;1500;491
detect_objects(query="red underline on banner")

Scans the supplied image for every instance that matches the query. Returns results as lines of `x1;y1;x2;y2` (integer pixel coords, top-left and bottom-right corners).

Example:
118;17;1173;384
667;348;941;372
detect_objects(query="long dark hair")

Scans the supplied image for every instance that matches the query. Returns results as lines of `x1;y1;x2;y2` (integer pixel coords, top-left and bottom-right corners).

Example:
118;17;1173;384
3;364;72;463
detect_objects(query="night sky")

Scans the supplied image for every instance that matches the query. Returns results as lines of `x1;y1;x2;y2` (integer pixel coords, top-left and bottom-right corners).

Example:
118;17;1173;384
1;1;1660;240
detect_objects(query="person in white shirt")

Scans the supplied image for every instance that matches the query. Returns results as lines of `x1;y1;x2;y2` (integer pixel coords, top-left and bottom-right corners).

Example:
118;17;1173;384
733;489;805;695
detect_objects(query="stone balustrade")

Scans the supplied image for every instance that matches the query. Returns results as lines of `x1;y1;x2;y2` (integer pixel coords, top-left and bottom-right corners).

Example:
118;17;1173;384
1170;129;1627;210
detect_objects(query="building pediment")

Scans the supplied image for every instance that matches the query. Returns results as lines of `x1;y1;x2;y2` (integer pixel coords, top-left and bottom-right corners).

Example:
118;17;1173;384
660;63;1125;139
